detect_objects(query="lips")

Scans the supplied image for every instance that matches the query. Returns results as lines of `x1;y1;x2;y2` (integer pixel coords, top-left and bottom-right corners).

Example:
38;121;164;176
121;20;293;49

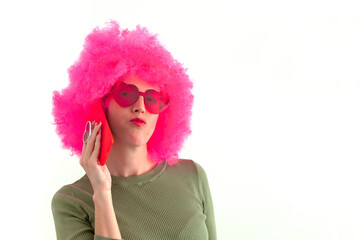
130;118;146;124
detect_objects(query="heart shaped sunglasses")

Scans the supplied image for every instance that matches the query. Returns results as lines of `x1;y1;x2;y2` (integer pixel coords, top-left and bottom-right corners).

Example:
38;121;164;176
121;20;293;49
110;82;170;114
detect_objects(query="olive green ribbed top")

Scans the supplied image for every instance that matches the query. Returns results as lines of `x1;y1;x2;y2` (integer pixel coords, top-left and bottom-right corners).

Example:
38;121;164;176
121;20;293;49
51;159;217;240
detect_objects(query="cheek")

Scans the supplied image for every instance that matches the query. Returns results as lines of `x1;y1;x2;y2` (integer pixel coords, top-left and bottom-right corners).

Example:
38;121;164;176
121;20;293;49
149;115;158;128
146;115;159;136
106;100;128;132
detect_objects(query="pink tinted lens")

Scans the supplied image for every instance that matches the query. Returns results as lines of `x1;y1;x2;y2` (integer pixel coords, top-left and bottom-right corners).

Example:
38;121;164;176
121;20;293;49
145;90;169;114
112;84;138;107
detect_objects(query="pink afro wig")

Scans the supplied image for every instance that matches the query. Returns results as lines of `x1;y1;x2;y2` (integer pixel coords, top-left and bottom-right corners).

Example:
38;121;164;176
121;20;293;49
52;20;194;166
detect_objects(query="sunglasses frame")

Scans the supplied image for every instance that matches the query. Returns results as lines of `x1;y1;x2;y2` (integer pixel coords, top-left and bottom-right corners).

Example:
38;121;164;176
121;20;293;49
110;82;170;114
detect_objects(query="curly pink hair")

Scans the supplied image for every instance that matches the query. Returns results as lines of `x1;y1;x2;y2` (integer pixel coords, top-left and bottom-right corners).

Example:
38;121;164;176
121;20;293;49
52;20;194;166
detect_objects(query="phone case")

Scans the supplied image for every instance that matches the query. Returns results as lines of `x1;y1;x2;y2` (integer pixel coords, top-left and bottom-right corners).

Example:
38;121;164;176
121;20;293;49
86;99;114;166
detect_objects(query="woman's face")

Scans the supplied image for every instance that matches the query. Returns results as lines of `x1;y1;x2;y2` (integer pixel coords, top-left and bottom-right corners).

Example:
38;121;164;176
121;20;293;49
105;75;160;147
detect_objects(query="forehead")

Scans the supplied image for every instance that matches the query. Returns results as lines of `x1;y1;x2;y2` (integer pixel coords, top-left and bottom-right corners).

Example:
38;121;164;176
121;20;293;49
122;75;160;92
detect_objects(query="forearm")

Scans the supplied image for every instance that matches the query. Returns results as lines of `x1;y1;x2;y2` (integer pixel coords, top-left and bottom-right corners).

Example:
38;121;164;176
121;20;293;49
93;191;122;239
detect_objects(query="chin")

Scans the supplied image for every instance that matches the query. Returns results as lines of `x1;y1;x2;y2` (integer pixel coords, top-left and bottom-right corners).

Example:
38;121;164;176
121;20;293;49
127;135;150;146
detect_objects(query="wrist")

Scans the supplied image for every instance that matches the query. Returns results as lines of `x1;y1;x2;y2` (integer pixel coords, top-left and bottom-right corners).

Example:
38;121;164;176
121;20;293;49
93;190;112;202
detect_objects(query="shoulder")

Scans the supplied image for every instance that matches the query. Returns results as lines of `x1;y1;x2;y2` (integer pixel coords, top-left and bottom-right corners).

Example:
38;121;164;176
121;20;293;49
51;175;92;209
51;183;77;213
169;158;196;171
177;159;210;186
169;158;208;179
51;179;93;222
178;158;206;172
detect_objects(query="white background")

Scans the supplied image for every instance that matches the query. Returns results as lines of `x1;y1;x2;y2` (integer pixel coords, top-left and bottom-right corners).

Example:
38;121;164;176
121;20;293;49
1;0;361;239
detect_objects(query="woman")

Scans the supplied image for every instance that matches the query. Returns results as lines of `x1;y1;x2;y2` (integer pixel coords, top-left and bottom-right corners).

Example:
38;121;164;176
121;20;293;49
51;20;217;240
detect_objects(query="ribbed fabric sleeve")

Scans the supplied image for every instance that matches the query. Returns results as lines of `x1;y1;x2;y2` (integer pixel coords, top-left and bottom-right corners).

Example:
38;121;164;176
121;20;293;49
51;159;217;240
194;162;217;240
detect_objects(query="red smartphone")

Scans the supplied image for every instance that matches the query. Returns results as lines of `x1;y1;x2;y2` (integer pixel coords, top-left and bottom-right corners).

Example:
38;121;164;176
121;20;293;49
86;99;114;166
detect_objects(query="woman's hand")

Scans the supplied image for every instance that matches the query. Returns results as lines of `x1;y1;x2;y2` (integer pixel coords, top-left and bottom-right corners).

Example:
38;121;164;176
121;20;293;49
80;122;122;239
80;121;112;195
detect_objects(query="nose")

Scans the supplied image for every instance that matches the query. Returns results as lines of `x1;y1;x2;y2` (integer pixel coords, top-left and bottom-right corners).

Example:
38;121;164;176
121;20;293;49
132;95;146;113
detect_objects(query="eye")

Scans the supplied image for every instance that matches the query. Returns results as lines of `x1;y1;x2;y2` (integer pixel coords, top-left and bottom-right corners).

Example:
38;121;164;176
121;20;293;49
146;96;158;103
119;89;135;97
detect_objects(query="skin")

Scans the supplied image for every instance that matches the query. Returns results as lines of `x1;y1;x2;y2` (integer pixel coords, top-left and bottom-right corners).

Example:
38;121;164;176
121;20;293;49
78;75;165;239
80;74;161;195
105;74;160;177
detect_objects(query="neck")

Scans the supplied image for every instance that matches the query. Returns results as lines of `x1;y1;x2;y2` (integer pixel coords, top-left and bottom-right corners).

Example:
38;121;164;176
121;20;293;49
105;138;157;177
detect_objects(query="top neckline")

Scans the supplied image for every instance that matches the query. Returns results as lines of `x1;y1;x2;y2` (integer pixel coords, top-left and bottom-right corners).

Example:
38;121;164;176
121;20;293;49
110;160;167;185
